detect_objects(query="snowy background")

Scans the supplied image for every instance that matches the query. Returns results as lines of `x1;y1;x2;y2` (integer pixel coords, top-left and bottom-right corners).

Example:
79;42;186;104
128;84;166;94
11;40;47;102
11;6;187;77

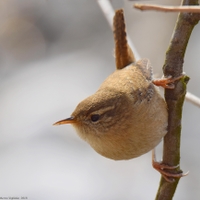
0;0;200;199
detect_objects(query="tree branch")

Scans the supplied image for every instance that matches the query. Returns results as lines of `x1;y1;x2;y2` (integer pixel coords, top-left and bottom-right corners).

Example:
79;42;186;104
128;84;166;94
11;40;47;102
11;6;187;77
155;0;200;199
134;4;200;13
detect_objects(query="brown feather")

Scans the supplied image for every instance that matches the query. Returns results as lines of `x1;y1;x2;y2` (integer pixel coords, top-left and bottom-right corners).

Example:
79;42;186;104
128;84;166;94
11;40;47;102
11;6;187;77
113;9;136;69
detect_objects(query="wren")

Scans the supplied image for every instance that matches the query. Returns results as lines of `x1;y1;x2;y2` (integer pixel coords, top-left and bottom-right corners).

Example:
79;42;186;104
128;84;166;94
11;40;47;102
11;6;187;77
54;9;186;182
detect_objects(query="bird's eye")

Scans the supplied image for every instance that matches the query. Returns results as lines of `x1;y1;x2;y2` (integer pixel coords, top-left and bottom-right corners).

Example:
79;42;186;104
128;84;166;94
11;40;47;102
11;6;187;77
90;114;100;122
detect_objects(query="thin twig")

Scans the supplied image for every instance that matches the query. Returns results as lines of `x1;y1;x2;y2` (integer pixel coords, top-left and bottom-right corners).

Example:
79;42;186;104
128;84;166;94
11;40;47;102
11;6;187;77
134;4;200;13
186;92;200;107
97;0;140;61
97;0;115;29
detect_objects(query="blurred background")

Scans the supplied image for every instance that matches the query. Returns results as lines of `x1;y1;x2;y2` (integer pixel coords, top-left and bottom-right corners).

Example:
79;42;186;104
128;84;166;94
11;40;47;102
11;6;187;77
0;0;200;199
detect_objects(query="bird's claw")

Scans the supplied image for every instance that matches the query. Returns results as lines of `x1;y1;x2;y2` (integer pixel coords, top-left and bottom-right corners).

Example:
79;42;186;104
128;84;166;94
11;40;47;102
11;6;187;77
153;73;185;89
153;160;189;183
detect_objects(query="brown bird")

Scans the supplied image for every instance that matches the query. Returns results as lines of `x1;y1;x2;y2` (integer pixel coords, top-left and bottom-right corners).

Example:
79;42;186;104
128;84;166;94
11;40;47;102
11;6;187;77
54;9;185;182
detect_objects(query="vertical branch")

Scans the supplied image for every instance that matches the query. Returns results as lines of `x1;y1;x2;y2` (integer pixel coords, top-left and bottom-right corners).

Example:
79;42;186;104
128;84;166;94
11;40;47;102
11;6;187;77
156;0;200;199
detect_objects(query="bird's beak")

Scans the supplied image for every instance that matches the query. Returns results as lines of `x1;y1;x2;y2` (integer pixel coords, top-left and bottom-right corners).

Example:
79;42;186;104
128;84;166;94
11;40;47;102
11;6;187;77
53;117;76;126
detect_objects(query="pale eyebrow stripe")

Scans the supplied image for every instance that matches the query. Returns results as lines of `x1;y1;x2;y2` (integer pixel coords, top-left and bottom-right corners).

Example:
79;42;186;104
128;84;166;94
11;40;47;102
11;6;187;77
90;105;115;115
